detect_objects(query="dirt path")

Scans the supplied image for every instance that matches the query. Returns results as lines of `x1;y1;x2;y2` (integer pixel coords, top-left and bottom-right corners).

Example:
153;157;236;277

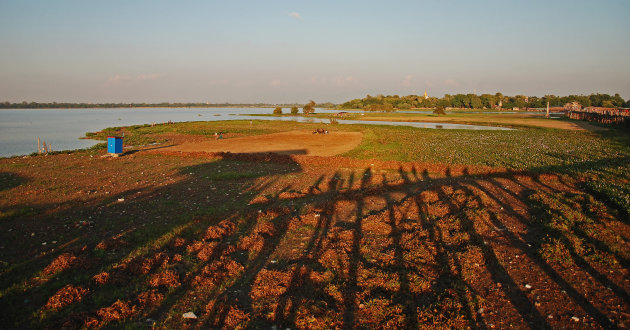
160;130;363;156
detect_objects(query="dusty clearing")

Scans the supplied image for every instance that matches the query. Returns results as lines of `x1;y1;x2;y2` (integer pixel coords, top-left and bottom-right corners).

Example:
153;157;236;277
160;130;363;156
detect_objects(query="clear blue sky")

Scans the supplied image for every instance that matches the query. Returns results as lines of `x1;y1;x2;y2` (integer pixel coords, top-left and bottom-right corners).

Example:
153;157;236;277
1;0;629;103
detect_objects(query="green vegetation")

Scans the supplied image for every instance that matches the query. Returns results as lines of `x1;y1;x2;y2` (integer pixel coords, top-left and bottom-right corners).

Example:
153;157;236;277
303;100;316;115
433;106;446;116
86;120;321;147
86;119;630;172
582;180;630;219
345;125;630;171
339;92;630;110
2;115;629;328
4;92;628;111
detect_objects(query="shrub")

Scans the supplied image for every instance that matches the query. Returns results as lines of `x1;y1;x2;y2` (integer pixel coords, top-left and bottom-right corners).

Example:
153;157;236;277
290;106;299;115
433;106;446;116
273;107;282;115
303;100;316;115
364;103;394;112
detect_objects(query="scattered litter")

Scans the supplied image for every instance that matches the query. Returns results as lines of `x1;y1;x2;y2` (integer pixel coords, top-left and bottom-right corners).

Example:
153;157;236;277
525;284;532;289
117;198;125;202
477;308;484;314
42;242;47;246
547;315;553;319
183;311;197;319
52;241;57;244
571;316;580;322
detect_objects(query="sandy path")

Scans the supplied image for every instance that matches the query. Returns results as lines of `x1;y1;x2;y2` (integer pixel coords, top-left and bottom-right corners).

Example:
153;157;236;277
161;130;363;156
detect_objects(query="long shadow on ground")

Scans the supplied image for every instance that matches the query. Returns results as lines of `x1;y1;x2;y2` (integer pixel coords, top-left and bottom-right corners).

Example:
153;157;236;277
0;154;629;328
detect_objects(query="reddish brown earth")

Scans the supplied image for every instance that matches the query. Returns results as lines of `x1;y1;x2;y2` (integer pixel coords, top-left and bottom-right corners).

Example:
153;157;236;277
0;150;628;328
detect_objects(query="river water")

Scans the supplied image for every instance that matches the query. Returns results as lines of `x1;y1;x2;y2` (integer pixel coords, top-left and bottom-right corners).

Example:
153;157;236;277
0;107;512;158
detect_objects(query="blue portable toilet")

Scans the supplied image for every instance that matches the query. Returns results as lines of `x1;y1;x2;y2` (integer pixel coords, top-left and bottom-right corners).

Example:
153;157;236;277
107;136;123;154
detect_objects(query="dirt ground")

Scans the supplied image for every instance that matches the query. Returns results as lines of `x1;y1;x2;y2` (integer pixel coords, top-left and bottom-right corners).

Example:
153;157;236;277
0;150;629;328
160;130;363;156
364;115;607;131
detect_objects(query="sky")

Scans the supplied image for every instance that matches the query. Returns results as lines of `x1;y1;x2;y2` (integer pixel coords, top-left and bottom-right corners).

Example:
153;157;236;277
1;0;629;103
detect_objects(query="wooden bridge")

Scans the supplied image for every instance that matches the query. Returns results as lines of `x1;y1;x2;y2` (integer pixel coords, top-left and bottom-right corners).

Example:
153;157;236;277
567;107;630;127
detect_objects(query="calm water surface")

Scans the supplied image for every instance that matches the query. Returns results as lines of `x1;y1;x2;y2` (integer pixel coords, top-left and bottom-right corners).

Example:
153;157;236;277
0;108;511;157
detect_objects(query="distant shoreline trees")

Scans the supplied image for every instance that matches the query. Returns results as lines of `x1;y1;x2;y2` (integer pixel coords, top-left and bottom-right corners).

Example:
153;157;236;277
339;93;629;111
2;92;628;110
0;102;306;109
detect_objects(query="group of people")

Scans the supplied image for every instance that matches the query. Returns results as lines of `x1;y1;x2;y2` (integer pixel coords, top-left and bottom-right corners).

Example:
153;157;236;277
313;128;329;134
151;120;174;127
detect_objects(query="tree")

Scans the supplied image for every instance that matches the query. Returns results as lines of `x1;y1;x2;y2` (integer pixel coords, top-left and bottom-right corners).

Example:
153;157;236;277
480;94;496;108
451;94;465;108
437;98;450;108
273;106;282;115
433;106;446;116
303;100;316;114
495;92;504;108
470;96;483;109
398;102;411;109
290;106;299;114
612;93;625;107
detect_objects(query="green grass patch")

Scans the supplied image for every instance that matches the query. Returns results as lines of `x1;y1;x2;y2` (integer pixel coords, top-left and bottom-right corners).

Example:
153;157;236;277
343;124;630;171
582;181;630;221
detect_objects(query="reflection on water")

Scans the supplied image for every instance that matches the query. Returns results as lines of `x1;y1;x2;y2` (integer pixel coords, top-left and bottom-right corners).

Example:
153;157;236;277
0;108;512;157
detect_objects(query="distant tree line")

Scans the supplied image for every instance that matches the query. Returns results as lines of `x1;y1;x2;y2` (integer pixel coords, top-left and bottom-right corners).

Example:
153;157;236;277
339;93;630;111
0;102;307;109
3;93;628;110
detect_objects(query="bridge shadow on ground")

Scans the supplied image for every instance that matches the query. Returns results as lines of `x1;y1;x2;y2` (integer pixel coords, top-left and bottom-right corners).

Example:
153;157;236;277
0;154;629;328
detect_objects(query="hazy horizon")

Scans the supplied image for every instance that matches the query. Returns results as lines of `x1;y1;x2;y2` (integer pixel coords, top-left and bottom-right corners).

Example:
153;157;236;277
2;0;629;104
